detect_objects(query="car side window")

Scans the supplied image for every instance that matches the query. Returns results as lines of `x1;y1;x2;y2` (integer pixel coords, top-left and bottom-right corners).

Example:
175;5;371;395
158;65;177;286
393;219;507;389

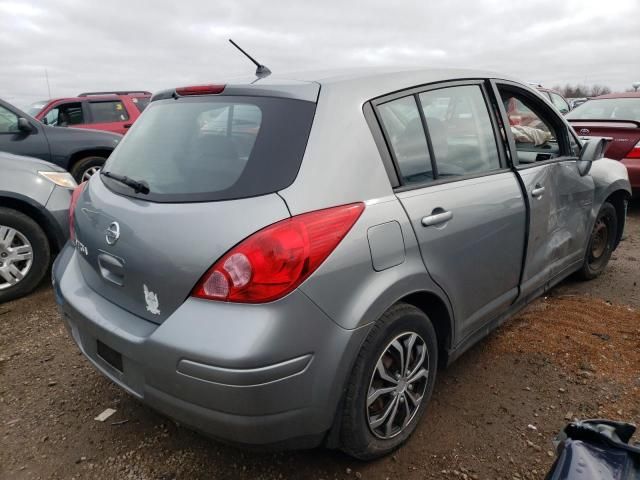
499;89;565;164
43;107;59;126
377;95;434;185
56;102;85;126
418;85;501;177
88;101;130;123
550;93;570;115
131;97;150;113
0;105;19;133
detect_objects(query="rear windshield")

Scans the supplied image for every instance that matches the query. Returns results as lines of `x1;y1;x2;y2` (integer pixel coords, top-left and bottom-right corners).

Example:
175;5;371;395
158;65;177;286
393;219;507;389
101;96;316;202
567;98;640;122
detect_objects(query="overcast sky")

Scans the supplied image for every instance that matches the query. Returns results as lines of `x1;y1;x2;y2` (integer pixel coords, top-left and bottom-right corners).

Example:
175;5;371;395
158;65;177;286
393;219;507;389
1;0;639;108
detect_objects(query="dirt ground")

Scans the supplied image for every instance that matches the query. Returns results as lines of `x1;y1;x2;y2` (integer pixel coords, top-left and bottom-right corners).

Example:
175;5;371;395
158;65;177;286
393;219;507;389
1;202;638;480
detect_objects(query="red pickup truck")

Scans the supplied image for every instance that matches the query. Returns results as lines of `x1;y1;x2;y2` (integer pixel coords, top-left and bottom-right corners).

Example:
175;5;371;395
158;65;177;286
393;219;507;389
28;91;151;135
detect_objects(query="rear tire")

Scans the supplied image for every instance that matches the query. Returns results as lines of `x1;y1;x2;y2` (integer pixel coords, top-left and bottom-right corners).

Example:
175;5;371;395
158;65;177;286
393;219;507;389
70;156;106;183
0;208;50;303
578;202;617;280
340;303;438;460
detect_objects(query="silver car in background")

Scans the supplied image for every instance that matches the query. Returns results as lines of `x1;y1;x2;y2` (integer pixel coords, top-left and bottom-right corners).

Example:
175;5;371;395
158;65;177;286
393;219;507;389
53;69;631;459
0;152;74;302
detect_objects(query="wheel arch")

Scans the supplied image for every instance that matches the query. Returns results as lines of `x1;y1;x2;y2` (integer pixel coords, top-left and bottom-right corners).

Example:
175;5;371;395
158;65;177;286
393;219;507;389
68;149;112;172
604;189;631;249
398;291;453;368
0;194;65;253
325;287;453;449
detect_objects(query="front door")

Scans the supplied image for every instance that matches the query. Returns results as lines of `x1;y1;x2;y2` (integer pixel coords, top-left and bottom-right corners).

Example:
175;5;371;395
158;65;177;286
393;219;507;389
495;82;594;298
0;103;50;162
375;82;527;340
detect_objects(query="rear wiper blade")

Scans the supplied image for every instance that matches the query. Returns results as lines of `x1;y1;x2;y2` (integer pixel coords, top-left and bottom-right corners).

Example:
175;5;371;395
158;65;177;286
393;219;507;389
101;171;150;194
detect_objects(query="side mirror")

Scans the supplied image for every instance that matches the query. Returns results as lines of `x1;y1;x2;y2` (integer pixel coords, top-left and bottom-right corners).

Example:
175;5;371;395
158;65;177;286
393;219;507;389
577;137;611;176
41;117;49;125
17;117;34;134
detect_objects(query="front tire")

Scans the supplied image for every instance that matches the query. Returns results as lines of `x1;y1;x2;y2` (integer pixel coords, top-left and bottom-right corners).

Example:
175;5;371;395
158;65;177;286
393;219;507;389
0;208;50;303
340;303;438;460
70;156;106;183
578;202;617;280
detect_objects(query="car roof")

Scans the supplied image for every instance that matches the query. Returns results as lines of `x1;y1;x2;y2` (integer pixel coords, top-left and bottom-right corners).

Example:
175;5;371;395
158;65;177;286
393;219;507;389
591;92;640;100
43;92;151;104
163;67;528;104
281;67;527;103
527;83;561;95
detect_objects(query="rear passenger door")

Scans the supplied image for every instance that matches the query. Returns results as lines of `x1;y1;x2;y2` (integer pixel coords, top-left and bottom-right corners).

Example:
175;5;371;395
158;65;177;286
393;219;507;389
374;81;527;341
494;82;594;298
86;100;131;134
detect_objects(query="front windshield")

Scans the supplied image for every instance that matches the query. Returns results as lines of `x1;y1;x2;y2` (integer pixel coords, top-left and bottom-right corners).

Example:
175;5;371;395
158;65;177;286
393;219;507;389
28;101;47;117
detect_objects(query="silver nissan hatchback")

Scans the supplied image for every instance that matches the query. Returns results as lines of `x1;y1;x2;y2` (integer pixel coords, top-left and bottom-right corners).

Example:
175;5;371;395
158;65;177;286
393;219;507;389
53;68;631;459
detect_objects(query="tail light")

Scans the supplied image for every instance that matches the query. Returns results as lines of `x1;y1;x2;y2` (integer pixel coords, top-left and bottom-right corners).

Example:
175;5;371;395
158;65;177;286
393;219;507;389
626;140;640;159
69;182;87;242
192;203;365;303
175;84;225;96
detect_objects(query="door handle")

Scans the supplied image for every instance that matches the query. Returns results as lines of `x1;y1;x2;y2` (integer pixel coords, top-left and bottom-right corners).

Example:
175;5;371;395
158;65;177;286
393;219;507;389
531;185;546;198
421;210;453;227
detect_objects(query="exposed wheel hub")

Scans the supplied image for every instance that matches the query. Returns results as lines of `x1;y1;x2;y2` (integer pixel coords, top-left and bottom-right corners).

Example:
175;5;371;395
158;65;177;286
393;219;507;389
590;218;608;260
396;378;408;394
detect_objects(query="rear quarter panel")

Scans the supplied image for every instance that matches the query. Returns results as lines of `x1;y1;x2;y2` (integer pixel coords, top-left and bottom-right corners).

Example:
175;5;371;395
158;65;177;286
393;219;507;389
278;82;396;215
299;195;453;335
122;96;143;121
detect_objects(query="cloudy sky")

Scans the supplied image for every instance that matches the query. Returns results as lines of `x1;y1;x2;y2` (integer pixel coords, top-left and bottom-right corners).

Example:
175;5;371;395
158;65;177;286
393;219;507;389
1;0;639;108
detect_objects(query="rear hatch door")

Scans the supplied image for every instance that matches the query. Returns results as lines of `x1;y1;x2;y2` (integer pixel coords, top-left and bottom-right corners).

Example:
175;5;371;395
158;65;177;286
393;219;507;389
72;91;317;323
74;182;290;323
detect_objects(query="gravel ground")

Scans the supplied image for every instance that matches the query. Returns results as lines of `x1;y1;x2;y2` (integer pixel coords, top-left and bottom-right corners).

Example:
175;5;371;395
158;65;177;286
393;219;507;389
1;202;638;480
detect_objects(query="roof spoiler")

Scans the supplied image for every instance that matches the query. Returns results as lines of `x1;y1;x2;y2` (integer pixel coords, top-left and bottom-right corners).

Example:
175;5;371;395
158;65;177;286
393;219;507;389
78;91;151;97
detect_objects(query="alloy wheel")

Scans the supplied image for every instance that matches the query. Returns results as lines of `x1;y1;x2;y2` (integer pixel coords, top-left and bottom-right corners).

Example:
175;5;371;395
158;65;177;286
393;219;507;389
0;226;34;290
82;166;101;182
366;332;429;439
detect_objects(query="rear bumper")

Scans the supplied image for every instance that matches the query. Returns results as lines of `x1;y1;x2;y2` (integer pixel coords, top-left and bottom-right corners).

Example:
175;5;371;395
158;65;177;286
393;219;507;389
621;158;640;195
52;245;369;447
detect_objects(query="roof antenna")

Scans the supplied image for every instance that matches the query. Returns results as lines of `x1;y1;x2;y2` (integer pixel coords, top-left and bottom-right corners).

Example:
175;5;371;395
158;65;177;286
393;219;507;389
228;39;271;78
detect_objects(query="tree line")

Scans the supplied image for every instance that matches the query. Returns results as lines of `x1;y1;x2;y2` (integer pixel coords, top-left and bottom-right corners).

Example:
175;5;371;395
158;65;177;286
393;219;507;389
551;84;612;98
